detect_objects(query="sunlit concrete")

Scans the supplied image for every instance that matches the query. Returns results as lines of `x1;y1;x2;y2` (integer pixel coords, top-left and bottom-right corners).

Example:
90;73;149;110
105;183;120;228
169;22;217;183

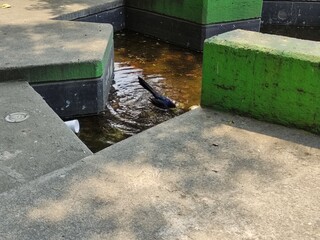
0;0;124;24
0;81;91;193
0;108;319;239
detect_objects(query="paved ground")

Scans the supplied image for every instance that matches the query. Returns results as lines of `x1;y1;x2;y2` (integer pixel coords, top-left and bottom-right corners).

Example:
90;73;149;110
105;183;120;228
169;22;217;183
0;81;91;193
0;0;123;23
0;1;319;239
0;108;319;239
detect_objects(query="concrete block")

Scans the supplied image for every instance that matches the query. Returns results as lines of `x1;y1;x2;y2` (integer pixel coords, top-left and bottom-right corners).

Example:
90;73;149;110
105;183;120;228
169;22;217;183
125;0;263;50
31;50;114;118
0;82;92;193
205;0;264;24
126;0;263;24
0;21;113;83
201;29;320;133
126;8;261;51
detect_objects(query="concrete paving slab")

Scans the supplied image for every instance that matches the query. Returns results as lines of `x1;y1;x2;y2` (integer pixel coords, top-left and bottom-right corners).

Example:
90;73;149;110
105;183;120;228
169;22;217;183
0;21;113;83
0;108;319;239
0;0;124;24
0;81;91;193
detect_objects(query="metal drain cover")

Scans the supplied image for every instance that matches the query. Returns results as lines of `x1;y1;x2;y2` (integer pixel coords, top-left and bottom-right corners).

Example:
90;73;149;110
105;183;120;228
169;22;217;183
5;112;30;123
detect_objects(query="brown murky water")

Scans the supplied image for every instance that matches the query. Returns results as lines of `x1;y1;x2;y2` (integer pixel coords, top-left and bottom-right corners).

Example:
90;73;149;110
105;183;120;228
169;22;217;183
78;31;203;152
78;27;318;153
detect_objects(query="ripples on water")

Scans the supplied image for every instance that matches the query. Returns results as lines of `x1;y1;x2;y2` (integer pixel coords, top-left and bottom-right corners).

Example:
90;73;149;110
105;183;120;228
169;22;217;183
78;27;318;152
78;31;203;152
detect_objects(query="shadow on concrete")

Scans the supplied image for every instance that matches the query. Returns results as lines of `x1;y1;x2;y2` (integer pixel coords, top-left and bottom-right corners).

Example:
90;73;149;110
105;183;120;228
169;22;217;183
0;21;111;82
214;109;320;150
2;109;318;239
26;0;93;18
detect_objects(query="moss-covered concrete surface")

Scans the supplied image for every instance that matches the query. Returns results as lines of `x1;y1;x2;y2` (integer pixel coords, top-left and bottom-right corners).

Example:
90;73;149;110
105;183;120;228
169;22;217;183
202;29;320;133
205;0;263;24
126;0;263;24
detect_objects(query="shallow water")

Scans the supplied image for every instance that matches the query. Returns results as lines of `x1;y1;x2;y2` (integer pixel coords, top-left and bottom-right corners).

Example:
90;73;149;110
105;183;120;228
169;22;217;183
78;31;203;152
78;27;318;153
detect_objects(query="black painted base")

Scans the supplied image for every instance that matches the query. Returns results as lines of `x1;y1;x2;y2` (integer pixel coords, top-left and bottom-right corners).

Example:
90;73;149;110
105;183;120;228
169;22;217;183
32;51;114;119
125;7;261;51
262;1;320;26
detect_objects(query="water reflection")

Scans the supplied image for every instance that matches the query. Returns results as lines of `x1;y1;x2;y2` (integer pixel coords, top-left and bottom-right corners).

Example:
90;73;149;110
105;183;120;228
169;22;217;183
79;27;318;152
78;31;203;152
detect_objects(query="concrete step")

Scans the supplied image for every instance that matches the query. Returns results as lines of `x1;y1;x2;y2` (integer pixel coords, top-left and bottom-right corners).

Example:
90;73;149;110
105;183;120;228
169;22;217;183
0;21;113;83
0;20;115;118
0;81;92;193
0;108;319;239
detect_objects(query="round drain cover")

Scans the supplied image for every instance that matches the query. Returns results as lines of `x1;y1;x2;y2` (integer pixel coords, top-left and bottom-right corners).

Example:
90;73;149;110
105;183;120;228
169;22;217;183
5;112;30;123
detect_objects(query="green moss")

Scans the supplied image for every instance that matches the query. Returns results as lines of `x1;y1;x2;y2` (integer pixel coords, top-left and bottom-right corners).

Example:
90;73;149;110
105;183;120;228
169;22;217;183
202;30;320;133
27;40;113;83
204;0;263;24
126;0;263;24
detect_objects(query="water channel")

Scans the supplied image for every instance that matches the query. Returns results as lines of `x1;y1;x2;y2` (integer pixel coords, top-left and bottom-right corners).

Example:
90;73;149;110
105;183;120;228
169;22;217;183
78;27;320;153
78;31;202;152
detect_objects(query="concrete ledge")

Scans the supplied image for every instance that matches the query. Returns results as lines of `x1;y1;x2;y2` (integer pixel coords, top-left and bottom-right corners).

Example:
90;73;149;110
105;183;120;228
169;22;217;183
0;82;92;193
126;8;261;51
31;50;114;118
73;6;125;31
262;0;320;26
54;0;124;21
0;21;113;83
0;108;319;239
201;30;320;133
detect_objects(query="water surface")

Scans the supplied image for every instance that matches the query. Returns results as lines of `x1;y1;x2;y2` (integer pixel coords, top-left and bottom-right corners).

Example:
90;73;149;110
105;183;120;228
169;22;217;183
79;26;318;152
78;31;203;152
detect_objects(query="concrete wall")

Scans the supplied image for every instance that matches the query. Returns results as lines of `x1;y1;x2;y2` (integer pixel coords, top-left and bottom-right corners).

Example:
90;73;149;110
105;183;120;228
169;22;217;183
201;30;320;133
262;0;320;26
126;0;263;50
126;0;204;23
205;0;263;24
126;0;263;24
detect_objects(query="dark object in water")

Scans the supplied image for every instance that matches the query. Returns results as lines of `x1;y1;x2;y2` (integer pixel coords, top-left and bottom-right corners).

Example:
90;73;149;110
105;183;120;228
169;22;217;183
138;76;176;109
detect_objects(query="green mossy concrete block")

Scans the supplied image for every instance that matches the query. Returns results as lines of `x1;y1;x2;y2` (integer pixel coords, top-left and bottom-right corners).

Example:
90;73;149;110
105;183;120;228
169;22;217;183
204;0;263;24
126;0;203;23
126;0;263;24
202;29;320;133
0;21;113;83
